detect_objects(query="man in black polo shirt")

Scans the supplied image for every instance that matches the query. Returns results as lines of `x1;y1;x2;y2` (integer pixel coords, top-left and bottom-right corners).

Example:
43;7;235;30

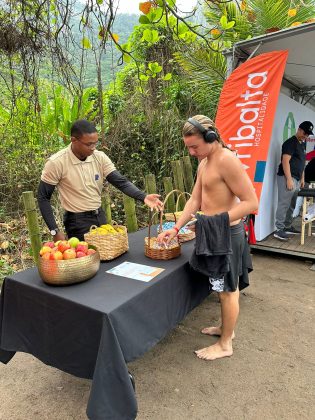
274;120;313;240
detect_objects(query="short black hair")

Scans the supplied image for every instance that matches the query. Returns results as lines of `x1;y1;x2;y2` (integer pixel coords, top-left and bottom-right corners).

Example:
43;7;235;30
71;119;97;138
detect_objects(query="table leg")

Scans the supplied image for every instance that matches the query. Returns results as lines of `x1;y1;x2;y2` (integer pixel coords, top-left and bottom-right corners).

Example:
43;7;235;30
308;197;314;237
301;198;307;245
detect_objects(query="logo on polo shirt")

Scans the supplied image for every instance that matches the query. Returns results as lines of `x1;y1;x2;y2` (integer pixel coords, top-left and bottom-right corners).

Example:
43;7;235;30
95;174;100;181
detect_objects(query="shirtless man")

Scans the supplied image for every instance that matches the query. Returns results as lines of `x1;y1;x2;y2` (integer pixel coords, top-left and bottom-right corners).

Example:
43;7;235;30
158;115;258;360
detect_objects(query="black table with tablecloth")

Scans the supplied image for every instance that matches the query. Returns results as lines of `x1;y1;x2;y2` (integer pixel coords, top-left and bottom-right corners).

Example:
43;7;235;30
0;228;209;420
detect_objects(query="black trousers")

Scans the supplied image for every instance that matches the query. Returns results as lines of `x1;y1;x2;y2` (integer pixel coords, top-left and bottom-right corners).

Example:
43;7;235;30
63;208;107;241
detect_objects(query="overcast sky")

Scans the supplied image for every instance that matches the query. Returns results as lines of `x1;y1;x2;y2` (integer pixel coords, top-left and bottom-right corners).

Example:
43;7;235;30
116;0;197;14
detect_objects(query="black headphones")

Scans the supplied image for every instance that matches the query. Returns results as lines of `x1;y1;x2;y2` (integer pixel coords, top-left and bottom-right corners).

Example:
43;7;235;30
187;118;218;143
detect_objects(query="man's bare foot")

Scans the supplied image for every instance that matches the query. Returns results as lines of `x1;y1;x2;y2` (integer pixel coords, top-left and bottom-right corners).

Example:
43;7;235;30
201;326;235;339
194;342;233;361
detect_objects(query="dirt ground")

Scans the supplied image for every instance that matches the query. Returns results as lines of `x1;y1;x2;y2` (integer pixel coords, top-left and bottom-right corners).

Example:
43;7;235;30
0;252;314;420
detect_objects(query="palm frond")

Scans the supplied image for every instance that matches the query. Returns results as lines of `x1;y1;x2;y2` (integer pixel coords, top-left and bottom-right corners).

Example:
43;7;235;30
248;0;315;34
174;47;225;117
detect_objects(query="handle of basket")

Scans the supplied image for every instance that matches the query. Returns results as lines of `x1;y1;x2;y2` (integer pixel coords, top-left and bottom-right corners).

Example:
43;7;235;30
148;211;152;246
89;225;99;233
148;210;164;248
163;189;183;208
88;223;121;235
175;192;191;212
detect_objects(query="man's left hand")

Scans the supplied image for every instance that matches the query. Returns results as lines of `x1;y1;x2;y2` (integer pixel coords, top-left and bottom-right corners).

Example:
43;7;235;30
144;194;163;212
301;180;305;188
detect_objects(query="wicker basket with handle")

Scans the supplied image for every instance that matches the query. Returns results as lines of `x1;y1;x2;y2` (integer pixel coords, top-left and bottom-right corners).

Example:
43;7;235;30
164;190;191;221
84;222;129;261
178;228;195;242
145;211;181;260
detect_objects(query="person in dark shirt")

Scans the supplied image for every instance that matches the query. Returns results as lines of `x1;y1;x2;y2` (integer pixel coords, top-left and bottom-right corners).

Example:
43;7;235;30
274;120;313;240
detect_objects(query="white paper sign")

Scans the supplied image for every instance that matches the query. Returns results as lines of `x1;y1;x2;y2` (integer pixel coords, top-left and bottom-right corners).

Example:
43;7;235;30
106;261;164;282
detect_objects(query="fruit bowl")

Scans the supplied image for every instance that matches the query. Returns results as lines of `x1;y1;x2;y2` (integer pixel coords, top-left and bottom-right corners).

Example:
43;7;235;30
38;245;100;286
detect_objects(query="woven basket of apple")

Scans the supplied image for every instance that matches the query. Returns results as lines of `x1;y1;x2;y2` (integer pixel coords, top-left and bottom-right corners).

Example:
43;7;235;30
38;237;100;286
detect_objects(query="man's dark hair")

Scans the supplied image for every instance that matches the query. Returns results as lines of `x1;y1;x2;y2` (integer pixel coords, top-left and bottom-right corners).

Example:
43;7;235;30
71;119;97;138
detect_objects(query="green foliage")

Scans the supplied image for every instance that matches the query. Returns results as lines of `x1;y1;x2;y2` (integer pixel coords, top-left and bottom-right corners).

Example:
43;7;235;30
247;0;315;34
2;0;315;278
146;62;163;77
174;48;225;119
220;15;235;30
2;0;315;224
141;29;160;44
0;79;99;215
38;83;98;138
0;258;14;286
69;12;139;87
81;37;92;49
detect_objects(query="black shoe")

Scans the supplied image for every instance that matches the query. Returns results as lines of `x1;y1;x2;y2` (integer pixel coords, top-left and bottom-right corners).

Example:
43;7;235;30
285;226;301;235
274;230;289;241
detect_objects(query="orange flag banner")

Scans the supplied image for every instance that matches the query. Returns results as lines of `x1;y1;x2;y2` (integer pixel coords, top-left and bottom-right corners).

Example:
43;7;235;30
215;50;288;201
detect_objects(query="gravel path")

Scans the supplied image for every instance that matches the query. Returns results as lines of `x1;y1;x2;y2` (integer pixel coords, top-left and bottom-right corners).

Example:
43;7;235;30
1;253;314;420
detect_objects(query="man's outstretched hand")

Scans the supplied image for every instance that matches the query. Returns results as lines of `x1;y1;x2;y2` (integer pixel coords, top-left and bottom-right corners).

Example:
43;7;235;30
144;194;164;212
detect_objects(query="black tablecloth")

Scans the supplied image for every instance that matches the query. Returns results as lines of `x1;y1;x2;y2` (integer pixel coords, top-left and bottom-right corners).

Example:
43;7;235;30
298;188;315;197
0;228;209;420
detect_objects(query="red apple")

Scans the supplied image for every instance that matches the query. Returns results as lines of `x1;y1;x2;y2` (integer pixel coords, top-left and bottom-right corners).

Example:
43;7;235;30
63;248;76;259
51;250;63;260
58;240;71;253
43;241;55;248
42;252;51;260
40;246;53;256
76;241;88;253
87;249;96;255
76;251;86;258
